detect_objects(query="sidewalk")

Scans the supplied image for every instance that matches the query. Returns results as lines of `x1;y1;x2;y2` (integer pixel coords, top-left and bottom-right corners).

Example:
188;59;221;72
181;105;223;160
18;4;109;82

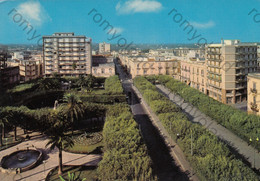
132;85;199;181
156;84;260;170
0;134;101;181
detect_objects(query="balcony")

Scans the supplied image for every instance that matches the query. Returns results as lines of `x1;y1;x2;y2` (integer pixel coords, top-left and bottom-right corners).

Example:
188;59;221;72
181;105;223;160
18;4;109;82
251;88;257;94
207;51;221;55
250;102;259;112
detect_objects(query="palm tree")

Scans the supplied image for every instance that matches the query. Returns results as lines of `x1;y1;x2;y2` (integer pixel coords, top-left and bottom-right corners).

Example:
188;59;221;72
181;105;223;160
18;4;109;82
62;93;84;135
46;125;74;175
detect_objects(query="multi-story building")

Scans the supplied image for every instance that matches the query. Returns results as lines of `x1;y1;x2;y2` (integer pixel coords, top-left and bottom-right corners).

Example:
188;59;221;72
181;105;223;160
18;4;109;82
247;73;260;115
206;40;258;104
43;33;92;77
20;60;43;82
118;54;180;78
181;59;207;94
0;45;20;89
99;42;110;54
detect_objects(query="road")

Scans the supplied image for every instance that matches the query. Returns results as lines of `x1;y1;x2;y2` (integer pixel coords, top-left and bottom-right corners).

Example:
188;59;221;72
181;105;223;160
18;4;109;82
156;84;260;171
115;62;198;181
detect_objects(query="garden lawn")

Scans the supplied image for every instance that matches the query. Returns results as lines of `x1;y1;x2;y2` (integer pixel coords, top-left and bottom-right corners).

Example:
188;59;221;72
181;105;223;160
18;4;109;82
46;165;97;181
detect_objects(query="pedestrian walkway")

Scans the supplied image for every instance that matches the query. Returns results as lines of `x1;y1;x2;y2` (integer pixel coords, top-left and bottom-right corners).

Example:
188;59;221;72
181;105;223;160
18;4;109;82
156;84;260;170
0;134;101;181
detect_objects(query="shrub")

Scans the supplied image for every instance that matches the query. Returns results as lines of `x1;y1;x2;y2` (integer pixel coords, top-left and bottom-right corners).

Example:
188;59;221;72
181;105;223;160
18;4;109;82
98;104;156;181
154;75;260;151
134;76;258;181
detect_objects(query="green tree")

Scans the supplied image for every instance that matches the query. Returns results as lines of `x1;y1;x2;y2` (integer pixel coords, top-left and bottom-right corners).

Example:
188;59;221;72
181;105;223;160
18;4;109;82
62;93;84;134
46;113;74;175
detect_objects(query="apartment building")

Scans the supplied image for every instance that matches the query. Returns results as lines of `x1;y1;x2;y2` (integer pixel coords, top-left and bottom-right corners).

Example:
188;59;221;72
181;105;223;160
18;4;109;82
20;60;43;82
43;33;92;77
206;40;257;104
99;42;110;54
247;73;260;115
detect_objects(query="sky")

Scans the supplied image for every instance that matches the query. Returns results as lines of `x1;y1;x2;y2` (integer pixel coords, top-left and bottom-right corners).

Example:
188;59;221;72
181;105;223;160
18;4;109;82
0;0;260;45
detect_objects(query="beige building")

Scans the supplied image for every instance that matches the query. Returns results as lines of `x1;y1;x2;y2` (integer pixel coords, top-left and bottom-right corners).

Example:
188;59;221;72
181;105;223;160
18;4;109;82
92;55;115;77
181;59;207;94
99;42;110;54
20;60;43;82
206;40;258;104
247;73;260;115
118;54;179;78
43;33;92;77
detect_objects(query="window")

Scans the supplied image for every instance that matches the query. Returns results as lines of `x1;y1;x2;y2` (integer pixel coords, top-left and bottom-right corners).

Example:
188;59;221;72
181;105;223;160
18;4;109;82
109;68;112;73
94;68;97;73
253;82;256;89
254;96;256;104
101;68;105;74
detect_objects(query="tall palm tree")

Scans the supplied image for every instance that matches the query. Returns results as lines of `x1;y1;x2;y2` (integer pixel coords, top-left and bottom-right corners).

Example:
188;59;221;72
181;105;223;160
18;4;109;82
62;93;84;135
46;125;74;175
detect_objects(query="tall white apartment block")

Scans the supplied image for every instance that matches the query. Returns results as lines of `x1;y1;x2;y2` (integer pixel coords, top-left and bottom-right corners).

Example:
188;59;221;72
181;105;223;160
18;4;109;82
43;33;92;77
99;42;110;54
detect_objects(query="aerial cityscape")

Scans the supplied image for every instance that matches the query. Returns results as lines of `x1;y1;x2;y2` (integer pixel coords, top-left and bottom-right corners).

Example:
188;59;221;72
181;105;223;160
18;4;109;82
0;0;260;181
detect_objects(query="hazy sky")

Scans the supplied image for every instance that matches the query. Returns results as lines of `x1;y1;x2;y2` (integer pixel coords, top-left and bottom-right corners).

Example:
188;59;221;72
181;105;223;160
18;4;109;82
0;0;260;45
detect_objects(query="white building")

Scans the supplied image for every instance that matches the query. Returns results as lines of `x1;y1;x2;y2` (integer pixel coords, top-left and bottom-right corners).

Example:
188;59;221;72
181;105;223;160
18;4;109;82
99;42;110;54
43;32;92;77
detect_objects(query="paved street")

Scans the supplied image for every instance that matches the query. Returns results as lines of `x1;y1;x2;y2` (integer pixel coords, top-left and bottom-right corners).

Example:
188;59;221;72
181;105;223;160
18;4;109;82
0;133;101;181
156;84;260;171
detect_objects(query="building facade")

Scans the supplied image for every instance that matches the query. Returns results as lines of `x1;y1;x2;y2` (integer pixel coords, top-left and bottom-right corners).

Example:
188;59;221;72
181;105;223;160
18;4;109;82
99;42;110;54
20;60;43;82
206;40;258;104
92;55;115;77
247;73;260;115
43;33;92;77
181;59;207;94
119;54;180;78
0;45;20;89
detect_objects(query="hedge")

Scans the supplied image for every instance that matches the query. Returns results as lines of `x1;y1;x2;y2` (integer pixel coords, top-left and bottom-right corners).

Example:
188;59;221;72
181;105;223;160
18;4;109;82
150;75;260;151
104;75;124;94
97;103;156;181
134;76;258;181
